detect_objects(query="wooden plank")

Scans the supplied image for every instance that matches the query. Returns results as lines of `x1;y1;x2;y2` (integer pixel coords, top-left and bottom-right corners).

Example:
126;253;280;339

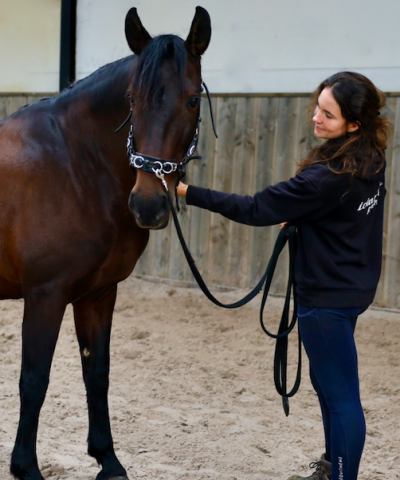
133;225;152;276
207;96;237;286
248;97;280;286
269;97;302;296
168;206;190;281
0;97;8;121
133;224;170;279
297;96;321;163
9;96;29;116
275;97;301;181
379;97;400;308
374;97;395;306
186;96;218;283
147;222;172;279
226;96;257;288
2;96;15;119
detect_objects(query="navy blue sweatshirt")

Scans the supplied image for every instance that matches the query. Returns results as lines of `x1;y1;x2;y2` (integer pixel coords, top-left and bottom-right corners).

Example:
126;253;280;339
186;162;385;308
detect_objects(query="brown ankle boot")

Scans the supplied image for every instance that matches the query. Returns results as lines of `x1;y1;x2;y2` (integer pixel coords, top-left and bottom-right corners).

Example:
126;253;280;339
286;458;331;480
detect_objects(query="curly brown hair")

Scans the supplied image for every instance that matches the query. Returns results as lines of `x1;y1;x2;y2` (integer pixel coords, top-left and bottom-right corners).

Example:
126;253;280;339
297;71;392;178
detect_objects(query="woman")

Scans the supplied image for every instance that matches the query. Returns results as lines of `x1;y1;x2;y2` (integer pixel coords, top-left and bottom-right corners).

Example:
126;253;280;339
177;72;391;480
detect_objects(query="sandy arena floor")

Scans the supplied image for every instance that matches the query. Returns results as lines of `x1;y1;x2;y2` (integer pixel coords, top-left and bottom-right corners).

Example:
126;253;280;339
0;275;399;480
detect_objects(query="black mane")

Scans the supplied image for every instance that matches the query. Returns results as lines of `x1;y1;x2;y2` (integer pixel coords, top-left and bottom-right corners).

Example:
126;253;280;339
54;56;135;114
133;34;187;107
23;36;188;117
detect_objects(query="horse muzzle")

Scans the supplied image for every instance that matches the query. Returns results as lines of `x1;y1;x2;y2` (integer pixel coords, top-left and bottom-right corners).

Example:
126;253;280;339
128;191;170;229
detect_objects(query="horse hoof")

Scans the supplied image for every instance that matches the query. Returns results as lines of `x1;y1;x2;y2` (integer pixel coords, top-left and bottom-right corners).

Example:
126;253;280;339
96;470;129;480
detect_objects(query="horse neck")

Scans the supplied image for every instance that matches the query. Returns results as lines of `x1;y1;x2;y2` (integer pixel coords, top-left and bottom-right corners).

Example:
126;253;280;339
57;56;134;170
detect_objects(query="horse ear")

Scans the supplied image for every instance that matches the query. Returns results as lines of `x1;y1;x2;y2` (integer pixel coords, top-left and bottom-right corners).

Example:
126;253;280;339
125;7;152;55
184;6;211;56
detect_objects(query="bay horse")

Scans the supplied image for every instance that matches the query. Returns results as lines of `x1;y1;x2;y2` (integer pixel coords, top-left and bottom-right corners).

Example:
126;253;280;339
0;6;211;480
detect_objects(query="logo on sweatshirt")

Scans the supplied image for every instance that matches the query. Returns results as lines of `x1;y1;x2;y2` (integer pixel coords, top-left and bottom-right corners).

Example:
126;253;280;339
357;182;383;215
338;456;344;480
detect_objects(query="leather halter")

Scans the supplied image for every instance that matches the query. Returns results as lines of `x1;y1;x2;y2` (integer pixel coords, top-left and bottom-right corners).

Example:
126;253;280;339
126;113;201;190
122;81;217;191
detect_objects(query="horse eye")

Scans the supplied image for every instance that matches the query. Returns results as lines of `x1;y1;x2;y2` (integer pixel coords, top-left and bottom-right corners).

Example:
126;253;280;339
126;93;136;107
187;97;200;109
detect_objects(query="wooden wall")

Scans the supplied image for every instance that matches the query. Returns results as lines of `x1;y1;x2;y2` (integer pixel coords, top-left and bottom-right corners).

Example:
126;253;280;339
135;95;400;310
1;93;399;309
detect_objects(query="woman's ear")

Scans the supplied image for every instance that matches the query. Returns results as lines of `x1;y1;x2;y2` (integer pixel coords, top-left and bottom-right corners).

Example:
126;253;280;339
347;122;359;133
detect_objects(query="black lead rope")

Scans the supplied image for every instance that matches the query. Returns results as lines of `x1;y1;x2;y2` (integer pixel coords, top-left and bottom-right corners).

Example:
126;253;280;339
165;190;301;416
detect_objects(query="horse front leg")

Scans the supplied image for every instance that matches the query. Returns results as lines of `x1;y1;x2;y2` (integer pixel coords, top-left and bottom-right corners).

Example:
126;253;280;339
73;284;128;480
11;286;67;480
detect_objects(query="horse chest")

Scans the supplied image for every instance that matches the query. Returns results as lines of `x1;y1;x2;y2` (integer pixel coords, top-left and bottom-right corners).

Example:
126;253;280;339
82;221;149;290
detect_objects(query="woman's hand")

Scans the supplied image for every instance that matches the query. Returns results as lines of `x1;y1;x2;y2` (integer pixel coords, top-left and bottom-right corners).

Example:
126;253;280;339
177;181;189;197
280;222;297;236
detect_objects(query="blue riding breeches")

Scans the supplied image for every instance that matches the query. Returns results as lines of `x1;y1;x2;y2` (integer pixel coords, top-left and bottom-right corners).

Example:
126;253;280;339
297;305;366;480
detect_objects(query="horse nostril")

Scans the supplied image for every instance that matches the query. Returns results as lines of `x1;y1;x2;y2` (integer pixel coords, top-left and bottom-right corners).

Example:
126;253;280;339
128;191;138;216
155;193;169;220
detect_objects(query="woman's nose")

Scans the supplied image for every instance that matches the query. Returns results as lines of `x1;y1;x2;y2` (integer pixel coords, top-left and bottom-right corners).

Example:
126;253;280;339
313;112;321;123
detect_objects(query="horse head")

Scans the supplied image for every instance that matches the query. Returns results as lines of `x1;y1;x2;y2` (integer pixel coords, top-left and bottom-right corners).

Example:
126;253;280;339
125;7;211;229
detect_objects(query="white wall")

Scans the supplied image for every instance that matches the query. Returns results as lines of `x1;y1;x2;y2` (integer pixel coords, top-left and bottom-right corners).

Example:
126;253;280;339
0;0;61;92
76;0;400;94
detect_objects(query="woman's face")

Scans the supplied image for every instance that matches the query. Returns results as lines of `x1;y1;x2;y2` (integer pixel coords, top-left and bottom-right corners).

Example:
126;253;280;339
313;87;358;139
